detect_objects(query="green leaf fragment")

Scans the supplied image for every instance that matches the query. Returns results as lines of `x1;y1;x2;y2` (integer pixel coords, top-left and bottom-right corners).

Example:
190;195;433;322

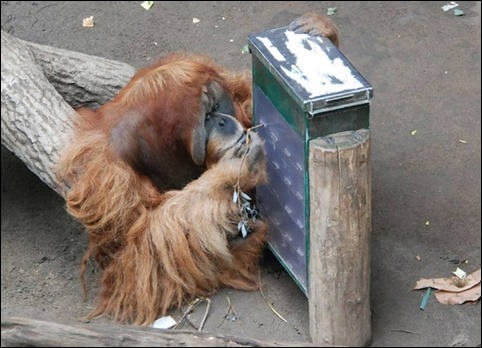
326;7;337;16
453;9;464;16
241;191;251;201
240;223;248;238
141;1;154;10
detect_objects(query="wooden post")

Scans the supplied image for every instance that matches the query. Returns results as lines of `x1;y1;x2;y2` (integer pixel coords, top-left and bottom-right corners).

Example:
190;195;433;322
308;129;372;347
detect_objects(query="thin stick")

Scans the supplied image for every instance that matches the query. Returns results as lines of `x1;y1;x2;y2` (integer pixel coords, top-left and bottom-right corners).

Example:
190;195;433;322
87;257;98;274
173;298;202;330
389;329;421;336
258;270;287;323
198;298;211;331
217;297;232;328
226;296;237;317
247;123;265;132
234;140;250;191
216;296;238;328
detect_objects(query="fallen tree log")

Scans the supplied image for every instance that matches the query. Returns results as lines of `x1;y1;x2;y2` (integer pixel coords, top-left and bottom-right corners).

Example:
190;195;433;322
1;317;325;347
1;29;135;195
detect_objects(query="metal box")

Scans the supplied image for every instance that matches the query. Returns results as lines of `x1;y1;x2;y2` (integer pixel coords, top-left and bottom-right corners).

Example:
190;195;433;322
248;27;373;294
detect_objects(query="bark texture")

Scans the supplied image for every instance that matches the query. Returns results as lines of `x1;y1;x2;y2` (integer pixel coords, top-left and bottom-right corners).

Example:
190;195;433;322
1;30;135;195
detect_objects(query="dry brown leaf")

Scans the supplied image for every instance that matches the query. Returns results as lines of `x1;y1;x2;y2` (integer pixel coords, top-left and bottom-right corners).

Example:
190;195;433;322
434;283;481;305
413;269;481;293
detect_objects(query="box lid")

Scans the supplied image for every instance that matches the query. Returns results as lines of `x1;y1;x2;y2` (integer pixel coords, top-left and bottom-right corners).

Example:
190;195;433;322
248;27;373;115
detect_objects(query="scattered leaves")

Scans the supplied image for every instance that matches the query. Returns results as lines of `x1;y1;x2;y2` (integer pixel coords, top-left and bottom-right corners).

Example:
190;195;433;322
435;283;480;304
239;221;248;238
441;2;459;11
413;269;481;306
141;1;154;10
414;269;481;293
326;7;337;16
453;8;465;16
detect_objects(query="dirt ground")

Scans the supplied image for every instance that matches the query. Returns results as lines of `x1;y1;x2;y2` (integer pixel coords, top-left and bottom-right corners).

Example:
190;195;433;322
1;1;480;346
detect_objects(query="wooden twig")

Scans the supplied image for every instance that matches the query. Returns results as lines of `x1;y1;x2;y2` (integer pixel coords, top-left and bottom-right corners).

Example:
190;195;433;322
173;298;202;330
87;257;98;274
198;298;211;331
388;329;421;336
217;296;237;328
227;296;237;318
258;271;287;323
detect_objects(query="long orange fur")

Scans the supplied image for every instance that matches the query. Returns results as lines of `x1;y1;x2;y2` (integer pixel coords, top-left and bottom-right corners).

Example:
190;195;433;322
57;54;267;325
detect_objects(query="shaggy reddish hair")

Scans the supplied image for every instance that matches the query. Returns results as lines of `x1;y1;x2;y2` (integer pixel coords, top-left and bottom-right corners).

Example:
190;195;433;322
57;54;267;325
